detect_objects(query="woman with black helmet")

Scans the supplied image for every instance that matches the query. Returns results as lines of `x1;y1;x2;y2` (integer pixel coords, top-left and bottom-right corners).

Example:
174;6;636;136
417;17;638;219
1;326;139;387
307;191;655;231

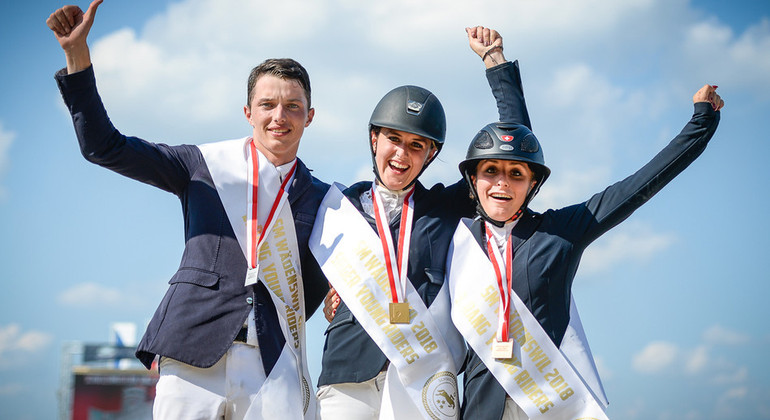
309;27;528;419
447;86;723;419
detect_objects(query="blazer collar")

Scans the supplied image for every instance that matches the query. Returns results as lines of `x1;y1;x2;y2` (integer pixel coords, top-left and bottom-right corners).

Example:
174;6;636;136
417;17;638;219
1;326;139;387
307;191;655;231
287;158;311;204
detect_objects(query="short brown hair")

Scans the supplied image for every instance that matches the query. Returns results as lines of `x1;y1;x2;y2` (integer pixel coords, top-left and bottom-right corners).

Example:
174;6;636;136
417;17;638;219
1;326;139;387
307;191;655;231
246;58;312;108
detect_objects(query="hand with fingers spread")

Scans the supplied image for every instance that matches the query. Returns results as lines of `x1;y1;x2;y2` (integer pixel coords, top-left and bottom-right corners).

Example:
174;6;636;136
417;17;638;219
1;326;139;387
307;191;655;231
46;0;103;73
466;26;506;68
693;84;725;111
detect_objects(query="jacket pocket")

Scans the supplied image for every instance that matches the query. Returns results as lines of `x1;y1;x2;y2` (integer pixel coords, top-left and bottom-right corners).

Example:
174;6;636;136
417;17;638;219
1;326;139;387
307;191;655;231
294;211;316;226
167;267;220;288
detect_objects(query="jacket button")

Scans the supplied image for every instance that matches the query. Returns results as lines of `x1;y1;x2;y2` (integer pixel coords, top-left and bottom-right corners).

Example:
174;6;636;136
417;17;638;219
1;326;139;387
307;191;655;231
246;297;254;305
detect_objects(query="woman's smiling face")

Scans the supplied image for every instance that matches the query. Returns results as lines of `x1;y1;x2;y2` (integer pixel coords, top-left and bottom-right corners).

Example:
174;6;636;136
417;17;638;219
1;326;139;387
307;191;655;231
371;127;436;191
472;159;536;223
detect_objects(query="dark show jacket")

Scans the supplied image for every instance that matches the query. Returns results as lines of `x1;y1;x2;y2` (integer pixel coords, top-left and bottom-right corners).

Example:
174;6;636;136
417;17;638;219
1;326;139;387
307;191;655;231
317;60;529;387
55;66;330;375
460;102;720;419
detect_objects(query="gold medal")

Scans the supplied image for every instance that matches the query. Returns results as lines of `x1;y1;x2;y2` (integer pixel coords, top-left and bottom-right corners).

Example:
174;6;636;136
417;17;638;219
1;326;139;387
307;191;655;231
492;339;514;359
389;302;411;324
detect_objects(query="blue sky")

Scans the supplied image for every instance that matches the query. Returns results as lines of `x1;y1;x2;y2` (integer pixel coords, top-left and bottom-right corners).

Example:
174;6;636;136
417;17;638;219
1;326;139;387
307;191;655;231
1;0;769;419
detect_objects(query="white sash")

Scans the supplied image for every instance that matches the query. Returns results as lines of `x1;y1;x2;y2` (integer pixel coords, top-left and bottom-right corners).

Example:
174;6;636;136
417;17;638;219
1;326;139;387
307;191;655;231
310;183;465;420
199;138;315;419
447;219;608;419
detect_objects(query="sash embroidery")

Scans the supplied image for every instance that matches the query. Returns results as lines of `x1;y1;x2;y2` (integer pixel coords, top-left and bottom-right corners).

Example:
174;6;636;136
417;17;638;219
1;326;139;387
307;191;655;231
310;183;463;420
254;202;314;417
447;219;609;420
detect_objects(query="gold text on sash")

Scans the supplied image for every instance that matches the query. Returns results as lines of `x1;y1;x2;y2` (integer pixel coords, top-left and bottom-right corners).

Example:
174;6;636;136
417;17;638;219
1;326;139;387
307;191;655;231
259;217;302;350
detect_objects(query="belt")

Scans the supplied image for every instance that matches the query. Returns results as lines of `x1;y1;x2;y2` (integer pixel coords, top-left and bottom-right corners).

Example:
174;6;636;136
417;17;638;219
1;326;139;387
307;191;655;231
234;326;248;343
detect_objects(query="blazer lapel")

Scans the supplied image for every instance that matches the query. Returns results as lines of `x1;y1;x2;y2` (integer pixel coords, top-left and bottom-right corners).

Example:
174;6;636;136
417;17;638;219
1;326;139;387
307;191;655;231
510;210;540;253
287;158;312;205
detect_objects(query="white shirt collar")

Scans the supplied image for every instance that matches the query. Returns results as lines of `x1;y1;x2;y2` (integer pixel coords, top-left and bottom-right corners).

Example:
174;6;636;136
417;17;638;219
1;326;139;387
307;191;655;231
275;158;297;182
486;219;519;254
360;182;414;223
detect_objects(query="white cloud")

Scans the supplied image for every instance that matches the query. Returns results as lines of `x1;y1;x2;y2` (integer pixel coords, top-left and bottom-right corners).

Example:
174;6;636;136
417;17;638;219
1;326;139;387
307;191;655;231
142;0;329;49
722;386;748;400
0;122;12;171
682;18;770;95
713;385;753;419
632;341;678;374
702;324;750;346
343;0;682;58
57;282;125;307
632;330;752;384
88;0;333;144
523;63;668;212
682;410;703;420
684;345;709;374
0;121;15;199
0;325;53;369
91;27;244;142
712;366;749;385
579;221;677;276
533;165;609;213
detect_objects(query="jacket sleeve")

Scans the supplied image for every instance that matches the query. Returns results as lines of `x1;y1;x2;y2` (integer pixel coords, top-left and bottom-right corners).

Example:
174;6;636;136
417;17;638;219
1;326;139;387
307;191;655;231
565;102;721;246
55;65;200;196
485;60;532;129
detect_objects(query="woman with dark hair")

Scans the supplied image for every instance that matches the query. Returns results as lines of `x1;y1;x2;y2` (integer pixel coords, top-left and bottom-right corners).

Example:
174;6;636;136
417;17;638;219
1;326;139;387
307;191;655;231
448;85;723;419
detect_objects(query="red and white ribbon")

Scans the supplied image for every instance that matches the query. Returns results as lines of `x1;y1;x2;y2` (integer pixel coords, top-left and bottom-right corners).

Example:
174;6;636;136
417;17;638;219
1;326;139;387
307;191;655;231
246;139;297;269
372;186;415;305
485;222;513;344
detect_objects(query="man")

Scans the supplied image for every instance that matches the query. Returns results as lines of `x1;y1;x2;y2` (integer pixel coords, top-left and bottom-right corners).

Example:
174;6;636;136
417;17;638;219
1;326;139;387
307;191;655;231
47;1;328;418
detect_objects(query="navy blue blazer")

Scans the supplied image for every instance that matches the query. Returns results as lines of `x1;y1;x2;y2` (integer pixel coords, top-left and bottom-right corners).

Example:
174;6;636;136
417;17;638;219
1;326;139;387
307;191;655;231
55;66;330;375
317;60;529;387
460;102;720;419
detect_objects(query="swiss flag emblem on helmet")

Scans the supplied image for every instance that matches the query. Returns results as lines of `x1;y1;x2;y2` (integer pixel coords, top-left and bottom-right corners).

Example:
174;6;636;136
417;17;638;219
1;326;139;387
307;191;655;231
501;135;514;142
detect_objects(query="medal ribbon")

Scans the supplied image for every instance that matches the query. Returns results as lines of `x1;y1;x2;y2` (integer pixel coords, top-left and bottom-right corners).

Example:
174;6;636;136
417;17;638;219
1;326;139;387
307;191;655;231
372;186;415;303
247;139;297;269
485;222;513;343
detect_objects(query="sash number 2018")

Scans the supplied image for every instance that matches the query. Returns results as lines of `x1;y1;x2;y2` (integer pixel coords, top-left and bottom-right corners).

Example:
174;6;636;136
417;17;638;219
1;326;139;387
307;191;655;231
543;369;574;401
411;321;438;353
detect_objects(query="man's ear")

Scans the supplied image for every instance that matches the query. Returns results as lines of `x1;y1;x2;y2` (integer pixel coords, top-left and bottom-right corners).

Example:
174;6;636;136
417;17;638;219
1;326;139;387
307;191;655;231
305;108;315;127
243;105;252;125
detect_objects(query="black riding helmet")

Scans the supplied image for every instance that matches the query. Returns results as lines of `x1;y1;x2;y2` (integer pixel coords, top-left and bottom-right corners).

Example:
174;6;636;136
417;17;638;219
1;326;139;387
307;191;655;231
368;85;446;190
459;122;551;227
